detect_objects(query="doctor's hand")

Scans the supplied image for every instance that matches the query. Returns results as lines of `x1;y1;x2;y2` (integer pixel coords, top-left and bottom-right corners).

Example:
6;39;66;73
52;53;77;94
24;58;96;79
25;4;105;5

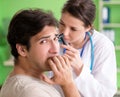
40;55;74;87
61;44;83;76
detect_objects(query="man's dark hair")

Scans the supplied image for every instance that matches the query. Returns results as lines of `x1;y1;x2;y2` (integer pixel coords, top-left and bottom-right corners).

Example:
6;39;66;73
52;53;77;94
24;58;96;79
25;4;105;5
7;8;58;59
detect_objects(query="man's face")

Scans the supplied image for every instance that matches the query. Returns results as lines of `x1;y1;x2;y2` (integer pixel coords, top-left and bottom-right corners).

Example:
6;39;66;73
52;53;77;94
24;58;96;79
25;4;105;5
25;26;60;73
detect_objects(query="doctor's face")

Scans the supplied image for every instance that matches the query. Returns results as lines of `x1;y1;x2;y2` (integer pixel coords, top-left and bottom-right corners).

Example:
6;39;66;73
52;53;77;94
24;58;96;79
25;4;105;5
25;26;60;73
59;12;90;48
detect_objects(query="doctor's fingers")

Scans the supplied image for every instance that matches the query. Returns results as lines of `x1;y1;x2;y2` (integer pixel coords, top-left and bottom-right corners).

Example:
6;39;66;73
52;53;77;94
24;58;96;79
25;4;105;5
61;44;78;53
64;50;80;61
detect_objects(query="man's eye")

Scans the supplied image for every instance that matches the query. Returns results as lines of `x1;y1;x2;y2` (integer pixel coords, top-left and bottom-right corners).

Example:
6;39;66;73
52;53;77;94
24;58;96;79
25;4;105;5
40;40;47;44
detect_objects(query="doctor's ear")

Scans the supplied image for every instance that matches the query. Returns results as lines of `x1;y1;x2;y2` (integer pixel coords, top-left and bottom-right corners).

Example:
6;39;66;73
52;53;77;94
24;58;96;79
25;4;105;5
16;44;27;57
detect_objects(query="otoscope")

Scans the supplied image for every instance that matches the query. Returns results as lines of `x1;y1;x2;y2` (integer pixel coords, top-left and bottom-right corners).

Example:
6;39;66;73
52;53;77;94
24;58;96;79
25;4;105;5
58;33;67;53
58;33;67;45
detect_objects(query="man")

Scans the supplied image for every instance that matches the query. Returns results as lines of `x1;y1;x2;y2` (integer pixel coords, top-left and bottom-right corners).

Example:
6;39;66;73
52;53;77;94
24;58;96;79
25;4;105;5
0;9;80;97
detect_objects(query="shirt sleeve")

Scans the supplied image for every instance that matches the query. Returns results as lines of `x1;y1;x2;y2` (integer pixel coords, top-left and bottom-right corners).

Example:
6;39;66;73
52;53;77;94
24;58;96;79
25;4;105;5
20;88;52;97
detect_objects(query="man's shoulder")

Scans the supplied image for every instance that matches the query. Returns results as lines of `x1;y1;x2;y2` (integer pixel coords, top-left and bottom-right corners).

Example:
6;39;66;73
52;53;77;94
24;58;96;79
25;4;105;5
0;75;62;97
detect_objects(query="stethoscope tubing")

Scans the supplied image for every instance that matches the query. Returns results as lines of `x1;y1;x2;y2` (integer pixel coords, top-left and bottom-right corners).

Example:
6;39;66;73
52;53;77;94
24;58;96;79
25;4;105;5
87;32;94;71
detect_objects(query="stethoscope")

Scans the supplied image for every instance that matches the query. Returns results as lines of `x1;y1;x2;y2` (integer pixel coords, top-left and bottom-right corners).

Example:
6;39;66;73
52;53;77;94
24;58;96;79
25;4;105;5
80;32;94;71
59;32;94;71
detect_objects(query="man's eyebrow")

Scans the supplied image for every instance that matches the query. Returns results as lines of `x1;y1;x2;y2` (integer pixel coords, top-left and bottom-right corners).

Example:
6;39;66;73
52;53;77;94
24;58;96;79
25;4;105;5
39;34;59;40
39;35;50;40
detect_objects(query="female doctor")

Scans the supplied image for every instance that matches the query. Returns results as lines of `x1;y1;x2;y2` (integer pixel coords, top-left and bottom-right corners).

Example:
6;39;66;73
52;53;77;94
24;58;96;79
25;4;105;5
57;0;117;97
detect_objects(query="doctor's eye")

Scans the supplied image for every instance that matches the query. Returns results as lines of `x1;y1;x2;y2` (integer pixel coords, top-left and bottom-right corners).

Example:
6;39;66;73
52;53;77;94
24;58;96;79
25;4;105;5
71;27;78;31
59;21;65;27
59;22;64;26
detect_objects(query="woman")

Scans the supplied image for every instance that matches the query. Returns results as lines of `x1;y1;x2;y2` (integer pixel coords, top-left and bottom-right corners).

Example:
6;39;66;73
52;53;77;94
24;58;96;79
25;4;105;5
58;0;117;97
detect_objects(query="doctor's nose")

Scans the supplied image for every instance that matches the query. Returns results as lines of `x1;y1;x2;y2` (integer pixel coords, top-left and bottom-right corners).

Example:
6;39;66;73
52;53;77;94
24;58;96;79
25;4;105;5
62;29;70;39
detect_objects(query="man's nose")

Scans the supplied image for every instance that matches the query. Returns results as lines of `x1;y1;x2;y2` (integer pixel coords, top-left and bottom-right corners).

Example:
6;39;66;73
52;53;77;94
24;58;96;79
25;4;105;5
49;40;59;54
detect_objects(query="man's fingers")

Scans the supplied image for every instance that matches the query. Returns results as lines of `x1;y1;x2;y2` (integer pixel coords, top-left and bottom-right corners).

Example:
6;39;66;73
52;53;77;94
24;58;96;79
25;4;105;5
39;73;55;84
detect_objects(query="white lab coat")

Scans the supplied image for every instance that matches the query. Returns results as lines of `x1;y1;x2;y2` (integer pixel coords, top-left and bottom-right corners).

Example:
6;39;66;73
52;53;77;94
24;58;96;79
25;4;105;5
52;30;117;97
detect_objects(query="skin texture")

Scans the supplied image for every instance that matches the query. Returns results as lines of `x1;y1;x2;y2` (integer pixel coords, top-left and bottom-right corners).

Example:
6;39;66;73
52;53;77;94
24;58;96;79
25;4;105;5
11;25;81;97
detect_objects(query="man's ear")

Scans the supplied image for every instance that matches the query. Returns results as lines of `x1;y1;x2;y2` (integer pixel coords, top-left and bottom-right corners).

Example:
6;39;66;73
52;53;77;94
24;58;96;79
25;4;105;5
86;25;92;32
16;44;27;57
